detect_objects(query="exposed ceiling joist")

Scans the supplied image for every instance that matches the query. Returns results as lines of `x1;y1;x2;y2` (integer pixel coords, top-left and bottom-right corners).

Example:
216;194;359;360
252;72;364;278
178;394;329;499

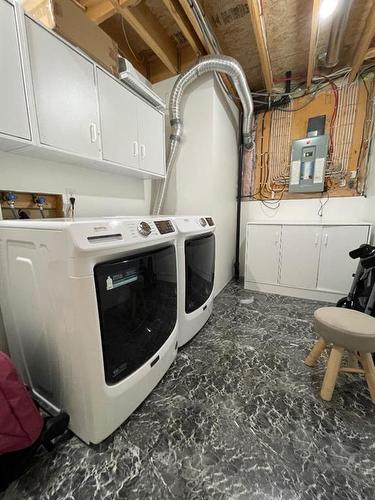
177;0;208;50
247;0;273;93
349;2;375;82
87;0;179;74
175;0;240;102
99;15;147;76
85;0;133;24
162;0;205;56
365;47;375;61
149;45;197;84
306;0;320;89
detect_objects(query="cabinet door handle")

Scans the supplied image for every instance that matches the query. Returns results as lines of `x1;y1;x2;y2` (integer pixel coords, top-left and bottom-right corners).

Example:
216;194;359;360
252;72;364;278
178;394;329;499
132;141;139;157
140;144;146;159
323;234;328;247
89;123;97;143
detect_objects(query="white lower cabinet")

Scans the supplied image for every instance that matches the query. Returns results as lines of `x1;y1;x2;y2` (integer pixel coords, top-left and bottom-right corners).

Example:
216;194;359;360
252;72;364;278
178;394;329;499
317;225;369;293
280;225;321;289
245;222;371;302
245;224;281;285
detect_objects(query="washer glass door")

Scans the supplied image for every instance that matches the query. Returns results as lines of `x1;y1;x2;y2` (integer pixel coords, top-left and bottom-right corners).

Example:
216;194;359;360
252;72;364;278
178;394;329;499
94;245;177;384
185;233;215;314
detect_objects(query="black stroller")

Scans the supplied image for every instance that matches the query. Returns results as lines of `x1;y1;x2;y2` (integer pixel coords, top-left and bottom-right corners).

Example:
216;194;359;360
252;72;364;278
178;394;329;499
337;243;375;316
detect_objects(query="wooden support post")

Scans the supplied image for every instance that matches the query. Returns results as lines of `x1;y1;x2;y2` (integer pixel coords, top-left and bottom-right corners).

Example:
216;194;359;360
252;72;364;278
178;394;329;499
247;0;273;93
349;3;375;83
306;0;320;89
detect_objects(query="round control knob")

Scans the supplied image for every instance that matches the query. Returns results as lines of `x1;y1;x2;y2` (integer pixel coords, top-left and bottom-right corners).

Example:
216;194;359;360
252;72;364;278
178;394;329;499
199;217;207;227
137;221;152;236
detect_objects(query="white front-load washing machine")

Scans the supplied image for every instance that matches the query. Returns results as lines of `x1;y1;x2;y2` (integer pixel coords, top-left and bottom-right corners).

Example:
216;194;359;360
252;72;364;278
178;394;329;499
109;216;216;347
0;217;179;444
172;216;216;347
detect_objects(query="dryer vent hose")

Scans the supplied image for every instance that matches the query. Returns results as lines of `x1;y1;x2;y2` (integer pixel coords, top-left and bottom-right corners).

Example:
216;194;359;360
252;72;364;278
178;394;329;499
152;54;254;215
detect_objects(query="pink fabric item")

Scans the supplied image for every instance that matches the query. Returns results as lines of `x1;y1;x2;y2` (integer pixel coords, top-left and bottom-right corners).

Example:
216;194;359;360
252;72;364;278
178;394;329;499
0;352;43;454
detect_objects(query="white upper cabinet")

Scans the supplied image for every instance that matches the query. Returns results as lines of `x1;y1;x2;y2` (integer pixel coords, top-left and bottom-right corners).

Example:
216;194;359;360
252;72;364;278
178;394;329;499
280;225;321;289
0;0;30;141
97;69;138;169
246;224;281;285
26;18;100;159
137;99;165;176
0;3;165;178
317;225;370;293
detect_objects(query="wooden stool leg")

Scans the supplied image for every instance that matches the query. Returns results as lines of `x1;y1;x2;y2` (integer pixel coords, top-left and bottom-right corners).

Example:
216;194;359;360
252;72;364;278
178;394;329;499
304;337;327;367
348;352;359;369
320;345;344;401
358;353;375;403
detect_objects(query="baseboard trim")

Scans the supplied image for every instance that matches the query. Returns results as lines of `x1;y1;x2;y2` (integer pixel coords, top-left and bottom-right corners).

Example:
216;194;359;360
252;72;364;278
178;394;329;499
244;281;342;303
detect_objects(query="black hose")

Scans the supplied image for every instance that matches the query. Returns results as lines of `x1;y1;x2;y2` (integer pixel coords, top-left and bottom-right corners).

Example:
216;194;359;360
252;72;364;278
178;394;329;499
234;111;244;281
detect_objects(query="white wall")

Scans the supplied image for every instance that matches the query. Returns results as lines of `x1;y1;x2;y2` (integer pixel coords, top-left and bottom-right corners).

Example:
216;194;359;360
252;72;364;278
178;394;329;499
153;75;239;294
364;133;375;231
0;150;152;351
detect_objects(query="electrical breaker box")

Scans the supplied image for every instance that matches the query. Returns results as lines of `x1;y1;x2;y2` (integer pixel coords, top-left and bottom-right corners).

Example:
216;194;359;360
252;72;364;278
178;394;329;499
289;135;328;193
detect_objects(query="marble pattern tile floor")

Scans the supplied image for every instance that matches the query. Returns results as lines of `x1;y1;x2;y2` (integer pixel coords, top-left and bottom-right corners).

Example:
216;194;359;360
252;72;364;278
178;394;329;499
3;281;375;499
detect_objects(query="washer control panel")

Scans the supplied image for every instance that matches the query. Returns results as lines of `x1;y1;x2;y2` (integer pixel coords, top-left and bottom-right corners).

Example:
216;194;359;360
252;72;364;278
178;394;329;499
154;219;175;234
137;221;152;237
199;217;207;227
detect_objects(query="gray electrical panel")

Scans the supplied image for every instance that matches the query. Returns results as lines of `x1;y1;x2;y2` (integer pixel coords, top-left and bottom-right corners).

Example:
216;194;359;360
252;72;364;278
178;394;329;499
289;135;328;193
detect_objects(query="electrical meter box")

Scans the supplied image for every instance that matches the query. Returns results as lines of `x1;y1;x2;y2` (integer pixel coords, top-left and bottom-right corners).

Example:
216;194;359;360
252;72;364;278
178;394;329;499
289;135;328;193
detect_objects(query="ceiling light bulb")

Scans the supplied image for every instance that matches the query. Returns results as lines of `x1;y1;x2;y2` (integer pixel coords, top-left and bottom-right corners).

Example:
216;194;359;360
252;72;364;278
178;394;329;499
320;0;339;19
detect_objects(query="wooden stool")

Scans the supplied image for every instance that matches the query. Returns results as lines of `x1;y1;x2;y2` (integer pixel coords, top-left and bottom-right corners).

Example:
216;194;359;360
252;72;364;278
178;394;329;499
304;307;375;402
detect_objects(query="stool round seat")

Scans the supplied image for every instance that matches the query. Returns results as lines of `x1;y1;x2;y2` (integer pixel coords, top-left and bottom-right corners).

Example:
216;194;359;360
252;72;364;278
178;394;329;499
314;307;375;353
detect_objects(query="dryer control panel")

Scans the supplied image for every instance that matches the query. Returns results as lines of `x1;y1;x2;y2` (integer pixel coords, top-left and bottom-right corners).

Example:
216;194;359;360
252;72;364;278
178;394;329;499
154;219;175;234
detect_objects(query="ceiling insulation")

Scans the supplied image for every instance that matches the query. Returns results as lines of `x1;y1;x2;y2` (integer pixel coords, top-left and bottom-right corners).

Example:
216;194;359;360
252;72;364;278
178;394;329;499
145;0;188;47
262;0;315;84
339;0;374;65
80;0;375;91
100;14;150;55
202;0;264;90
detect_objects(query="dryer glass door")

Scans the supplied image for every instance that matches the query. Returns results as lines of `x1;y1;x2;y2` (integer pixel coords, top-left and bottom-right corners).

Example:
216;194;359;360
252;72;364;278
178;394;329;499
185;233;215;314
94;245;177;384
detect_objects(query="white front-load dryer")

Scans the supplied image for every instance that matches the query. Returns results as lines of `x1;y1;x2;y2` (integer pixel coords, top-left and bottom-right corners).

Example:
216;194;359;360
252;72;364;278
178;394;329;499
0;217;179;444
107;215;216;347
171;216;216;347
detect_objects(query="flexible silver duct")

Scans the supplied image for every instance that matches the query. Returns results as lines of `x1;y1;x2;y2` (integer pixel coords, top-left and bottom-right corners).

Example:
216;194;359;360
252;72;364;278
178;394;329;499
186;0;240;104
325;0;352;68
152;55;254;215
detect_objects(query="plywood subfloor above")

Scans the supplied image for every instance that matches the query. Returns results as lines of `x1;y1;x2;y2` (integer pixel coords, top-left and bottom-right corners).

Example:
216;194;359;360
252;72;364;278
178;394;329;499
202;0;264;91
79;0;375;90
